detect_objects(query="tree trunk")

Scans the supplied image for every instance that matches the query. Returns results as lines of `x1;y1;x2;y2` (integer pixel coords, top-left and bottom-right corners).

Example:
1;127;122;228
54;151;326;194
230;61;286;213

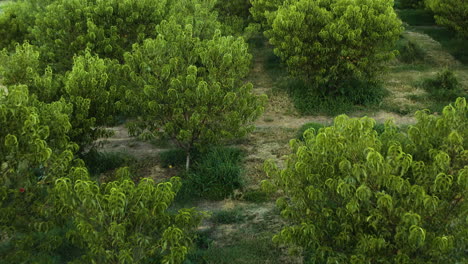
185;151;190;172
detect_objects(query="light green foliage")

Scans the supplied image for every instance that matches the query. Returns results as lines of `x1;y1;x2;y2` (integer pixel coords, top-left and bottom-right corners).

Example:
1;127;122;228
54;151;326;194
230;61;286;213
265;0;402;93
169;0;221;39
264;98;467;263
426;0;468;38
124;19;266;169
0;85;76;188
51;167;205;263
0;44;123;150
0;42;59;102
64;51;125;148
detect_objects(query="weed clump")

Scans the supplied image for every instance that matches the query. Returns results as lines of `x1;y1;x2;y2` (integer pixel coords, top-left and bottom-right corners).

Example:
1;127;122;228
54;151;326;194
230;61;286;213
82;149;135;176
242;189;270;203
159;149;187;168
397;38;426;64
421;68;463;100
178;147;245;201
211;207;246;225
280;77;387;116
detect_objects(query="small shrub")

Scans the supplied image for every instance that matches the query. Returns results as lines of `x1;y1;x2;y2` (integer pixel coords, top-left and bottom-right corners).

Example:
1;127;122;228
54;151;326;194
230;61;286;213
281;77;387;115
397;38;426;64
242;189;270;203
82;149;135;176
421;68;463;100
178;147;244;200
296;122;325;141
159;149;188;168
211;207;246;225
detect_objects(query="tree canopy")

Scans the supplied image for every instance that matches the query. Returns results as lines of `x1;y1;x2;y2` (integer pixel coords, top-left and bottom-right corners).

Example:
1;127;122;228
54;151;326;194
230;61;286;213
264;98;468;263
123;19;266;169
264;0;402;94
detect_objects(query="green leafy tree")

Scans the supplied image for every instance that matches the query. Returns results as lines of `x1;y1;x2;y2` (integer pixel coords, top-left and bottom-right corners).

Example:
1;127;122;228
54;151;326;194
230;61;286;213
215;0;253;36
30;0;172;72
265;0;402;94
425;0;468;38
0;43;123;150
264;98;467;263
249;0;285;29
169;0;221;39
51;167;205;263
0;42;59;102
124;19;266;170
64;51;127;149
0;85;79;262
0;0;55;50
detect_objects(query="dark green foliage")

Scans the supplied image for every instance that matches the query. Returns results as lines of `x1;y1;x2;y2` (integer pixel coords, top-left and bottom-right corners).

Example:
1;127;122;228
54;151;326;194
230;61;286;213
421;68;463;100
0;0;55;50
265;0;402;96
188;234;282;264
397;8;435;26
30;0;170;72
397;37;426;64
395;0;424;9
426;0;468;39
296;122;325;141
242;189;270;203
373;123;386;135
281;77;387;116
160;149;191;169
179;147;244;200
215;0;252;35
81;149;136;176
211;207;246;224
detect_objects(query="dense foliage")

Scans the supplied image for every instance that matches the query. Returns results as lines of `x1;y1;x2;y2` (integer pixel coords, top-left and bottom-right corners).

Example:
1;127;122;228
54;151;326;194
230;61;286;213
0;87;204;262
51;167;205;264
1;0;259;262
396;0;424;9
0;85;79;262
249;0;284;29
264;98;468;263
426;0;468;38
124;19;266;169
265;0;402;94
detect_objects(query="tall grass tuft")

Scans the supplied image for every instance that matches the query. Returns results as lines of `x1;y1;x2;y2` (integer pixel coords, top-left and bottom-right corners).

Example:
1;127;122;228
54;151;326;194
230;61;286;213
178;147;245;201
420;68;463;100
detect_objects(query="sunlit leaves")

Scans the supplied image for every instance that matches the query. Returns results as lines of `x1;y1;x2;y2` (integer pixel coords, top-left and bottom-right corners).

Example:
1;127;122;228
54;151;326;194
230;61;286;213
266;98;467;263
123;17;266;168
51;168;205;263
